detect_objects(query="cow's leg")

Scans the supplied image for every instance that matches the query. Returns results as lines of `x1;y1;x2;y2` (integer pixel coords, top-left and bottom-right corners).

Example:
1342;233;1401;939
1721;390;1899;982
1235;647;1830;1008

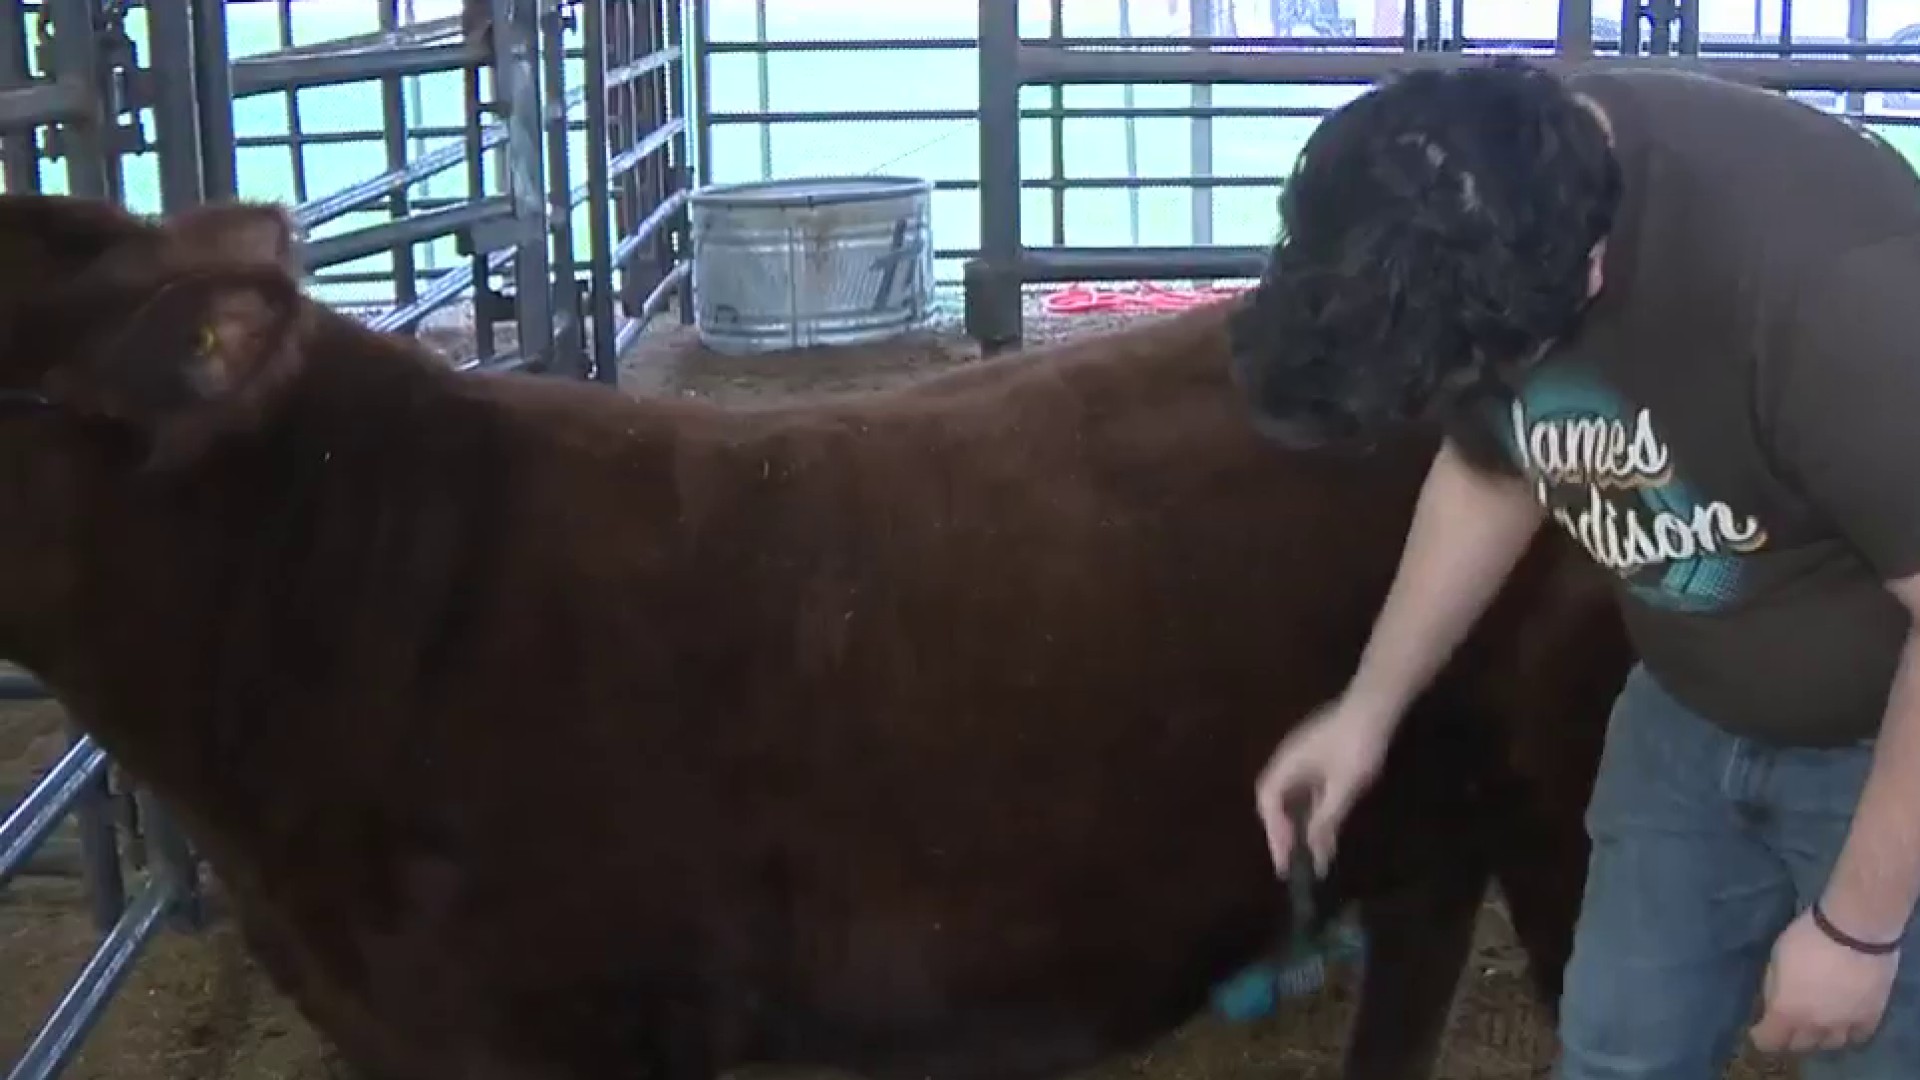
639;999;722;1080
1489;811;1591;1017
1338;862;1489;1080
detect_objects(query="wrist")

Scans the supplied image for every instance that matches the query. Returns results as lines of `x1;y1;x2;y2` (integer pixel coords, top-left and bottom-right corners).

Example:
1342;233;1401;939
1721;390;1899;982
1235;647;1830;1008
1812;897;1905;956
1339;680;1409;736
1816;885;1911;950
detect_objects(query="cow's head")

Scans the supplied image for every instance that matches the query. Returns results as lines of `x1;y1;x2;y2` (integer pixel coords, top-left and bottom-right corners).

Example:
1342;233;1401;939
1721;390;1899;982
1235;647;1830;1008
0;193;308;471
0;195;308;664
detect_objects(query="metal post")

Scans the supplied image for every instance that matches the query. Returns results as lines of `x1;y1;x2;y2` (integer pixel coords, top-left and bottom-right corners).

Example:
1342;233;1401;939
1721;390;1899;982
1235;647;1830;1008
380;0;421;315
0;0;38;189
44;0;115;200
274;1;311;207
1559;0;1596;57
965;0;1024;353
609;0;635;252
1117;0;1141;247
582;0;616;381
645;0;677;331
136;790;203;931
612;0;642;319
144;0;205;208
1047;0;1066;248
1189;0;1215;250
1676;0;1700;55
464;28;497;362
753;0;771;179
190;0;237;199
490;0;555;371
1647;0;1676;55
64;724;124;934
1845;0;1868;117
690;0;711;191
663;0;693;328
538;0;582;378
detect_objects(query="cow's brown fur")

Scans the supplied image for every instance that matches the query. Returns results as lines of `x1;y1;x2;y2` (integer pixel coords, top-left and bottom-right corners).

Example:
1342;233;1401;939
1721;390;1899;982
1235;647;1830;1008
0;194;1631;1080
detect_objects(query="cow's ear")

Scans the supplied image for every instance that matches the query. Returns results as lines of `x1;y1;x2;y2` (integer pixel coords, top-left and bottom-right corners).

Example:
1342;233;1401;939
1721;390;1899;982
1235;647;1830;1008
49;267;308;471
161;201;302;271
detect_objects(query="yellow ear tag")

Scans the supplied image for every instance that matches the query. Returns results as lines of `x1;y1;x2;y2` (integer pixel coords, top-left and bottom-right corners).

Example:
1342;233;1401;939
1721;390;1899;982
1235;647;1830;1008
195;325;218;358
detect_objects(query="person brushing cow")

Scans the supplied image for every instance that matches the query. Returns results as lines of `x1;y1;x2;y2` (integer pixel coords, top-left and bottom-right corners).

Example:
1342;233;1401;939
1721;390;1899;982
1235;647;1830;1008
1237;57;1920;1079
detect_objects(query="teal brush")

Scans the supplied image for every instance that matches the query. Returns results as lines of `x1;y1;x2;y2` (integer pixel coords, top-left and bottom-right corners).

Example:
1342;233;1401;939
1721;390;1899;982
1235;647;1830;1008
1209;788;1367;1020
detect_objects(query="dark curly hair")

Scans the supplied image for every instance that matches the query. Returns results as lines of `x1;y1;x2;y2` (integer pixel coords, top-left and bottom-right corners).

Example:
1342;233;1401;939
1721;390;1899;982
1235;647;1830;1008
1228;57;1622;449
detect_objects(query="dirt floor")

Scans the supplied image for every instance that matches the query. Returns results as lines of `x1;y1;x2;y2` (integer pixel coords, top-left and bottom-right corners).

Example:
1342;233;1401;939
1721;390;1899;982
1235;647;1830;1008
1;291;1795;1079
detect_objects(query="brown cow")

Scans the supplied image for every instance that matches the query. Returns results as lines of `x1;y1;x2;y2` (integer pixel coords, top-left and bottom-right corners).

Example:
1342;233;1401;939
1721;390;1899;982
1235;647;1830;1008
0;194;1629;1080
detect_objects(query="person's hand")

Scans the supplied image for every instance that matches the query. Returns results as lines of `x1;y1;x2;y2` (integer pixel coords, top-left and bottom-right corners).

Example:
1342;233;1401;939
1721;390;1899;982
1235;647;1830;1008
1749;906;1900;1054
1253;694;1397;880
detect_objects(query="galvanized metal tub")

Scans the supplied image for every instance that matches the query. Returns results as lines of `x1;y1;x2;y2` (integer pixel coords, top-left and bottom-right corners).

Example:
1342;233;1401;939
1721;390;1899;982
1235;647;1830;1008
688;176;936;355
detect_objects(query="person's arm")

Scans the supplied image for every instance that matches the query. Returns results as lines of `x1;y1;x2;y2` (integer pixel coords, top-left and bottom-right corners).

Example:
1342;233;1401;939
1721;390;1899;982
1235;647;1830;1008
1766;232;1920;944
1259;425;1551;877
1343;431;1549;730
1824;605;1920;943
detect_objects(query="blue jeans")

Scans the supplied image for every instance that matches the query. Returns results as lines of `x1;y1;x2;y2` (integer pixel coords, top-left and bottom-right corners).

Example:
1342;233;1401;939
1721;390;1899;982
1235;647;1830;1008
1555;664;1920;1080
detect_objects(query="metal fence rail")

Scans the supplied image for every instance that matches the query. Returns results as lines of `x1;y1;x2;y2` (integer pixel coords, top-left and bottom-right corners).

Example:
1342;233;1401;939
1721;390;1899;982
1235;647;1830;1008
954;0;1920;351
0;670;185;1080
0;3;691;1078
0;0;692;374
688;1;1920;353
